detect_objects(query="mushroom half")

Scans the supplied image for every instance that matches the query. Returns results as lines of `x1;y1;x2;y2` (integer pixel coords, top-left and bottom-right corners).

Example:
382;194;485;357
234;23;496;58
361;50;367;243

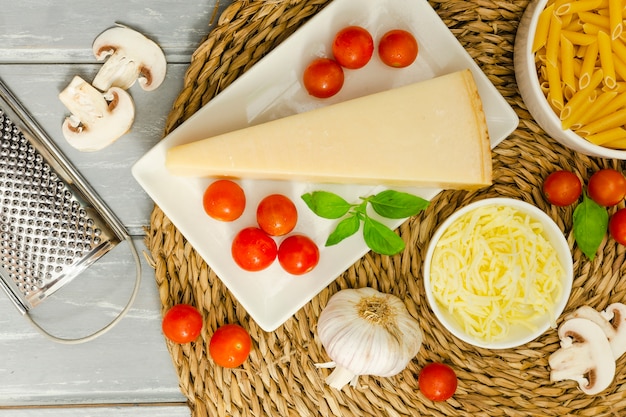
92;25;167;92
59;75;135;152
549;317;616;395
565;303;626;359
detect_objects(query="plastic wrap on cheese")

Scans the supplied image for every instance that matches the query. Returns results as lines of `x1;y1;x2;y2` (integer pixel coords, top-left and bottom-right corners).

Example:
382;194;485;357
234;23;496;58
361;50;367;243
430;205;564;342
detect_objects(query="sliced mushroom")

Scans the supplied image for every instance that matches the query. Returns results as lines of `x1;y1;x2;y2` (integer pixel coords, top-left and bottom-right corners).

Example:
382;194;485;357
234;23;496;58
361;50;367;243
566;303;626;359
92;25;166;92
549;318;615;395
601;303;626;358
59;75;135;152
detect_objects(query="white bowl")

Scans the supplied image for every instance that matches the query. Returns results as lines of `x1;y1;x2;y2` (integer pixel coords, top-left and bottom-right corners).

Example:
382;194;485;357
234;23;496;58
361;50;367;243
423;198;573;349
514;0;626;159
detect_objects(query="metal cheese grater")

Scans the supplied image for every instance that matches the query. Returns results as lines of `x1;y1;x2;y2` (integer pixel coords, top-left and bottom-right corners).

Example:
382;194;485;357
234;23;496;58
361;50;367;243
0;78;141;343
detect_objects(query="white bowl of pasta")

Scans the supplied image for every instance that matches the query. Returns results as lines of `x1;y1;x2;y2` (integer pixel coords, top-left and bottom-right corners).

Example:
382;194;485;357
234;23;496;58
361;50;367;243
514;0;626;159
422;198;573;349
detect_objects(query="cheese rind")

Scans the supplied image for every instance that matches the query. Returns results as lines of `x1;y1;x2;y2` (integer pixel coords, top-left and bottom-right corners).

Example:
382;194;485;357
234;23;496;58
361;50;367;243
165;69;492;189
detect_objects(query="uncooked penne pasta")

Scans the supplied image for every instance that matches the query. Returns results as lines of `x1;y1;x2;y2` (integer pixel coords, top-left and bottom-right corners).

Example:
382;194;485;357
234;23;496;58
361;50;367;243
534;0;626;148
561;69;603;124
604;136;626;148
561;29;599;44
562;89;597;129
579;40;599;88
547;14;564;66
612;52;626;81
598;30;618;88
561;35;578;90
547;62;566;110
556;0;603;15
592;87;626;119
533;3;556;52
576;90;618;126
578;10;611;28
577;107;626;135
586;126;626;144
609;0;623;39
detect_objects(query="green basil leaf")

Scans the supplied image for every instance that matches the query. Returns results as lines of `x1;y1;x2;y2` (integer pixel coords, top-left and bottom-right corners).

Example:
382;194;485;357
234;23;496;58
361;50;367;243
573;194;608;260
362;216;405;255
301;191;352;219
326;215;361;246
369;190;430;219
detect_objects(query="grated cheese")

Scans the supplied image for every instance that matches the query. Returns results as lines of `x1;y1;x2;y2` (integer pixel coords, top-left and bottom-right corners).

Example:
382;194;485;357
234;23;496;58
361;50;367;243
430;205;564;342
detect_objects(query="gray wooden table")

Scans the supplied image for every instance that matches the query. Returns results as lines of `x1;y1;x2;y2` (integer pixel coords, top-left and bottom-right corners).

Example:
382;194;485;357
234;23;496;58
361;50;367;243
0;1;231;415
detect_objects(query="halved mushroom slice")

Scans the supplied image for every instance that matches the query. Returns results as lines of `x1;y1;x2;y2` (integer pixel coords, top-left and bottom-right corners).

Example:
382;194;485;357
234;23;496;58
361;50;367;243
92;25;166;92
566;303;626;359
549;318;615;395
59;75;135;152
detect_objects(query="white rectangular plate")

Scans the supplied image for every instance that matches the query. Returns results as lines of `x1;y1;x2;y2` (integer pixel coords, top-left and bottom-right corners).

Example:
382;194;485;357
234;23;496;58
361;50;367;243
132;0;519;331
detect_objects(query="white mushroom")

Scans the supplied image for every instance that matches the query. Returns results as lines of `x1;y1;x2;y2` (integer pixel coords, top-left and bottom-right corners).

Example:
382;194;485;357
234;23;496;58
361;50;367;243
549;318;616;395
59;75;135;152
565;303;626;359
92;25;166;92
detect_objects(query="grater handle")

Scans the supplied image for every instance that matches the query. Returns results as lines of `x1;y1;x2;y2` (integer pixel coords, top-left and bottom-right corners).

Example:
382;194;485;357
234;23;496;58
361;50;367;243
23;235;142;344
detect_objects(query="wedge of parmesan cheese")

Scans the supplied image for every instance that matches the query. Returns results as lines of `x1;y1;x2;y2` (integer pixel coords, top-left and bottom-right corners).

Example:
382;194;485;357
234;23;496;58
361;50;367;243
165;69;492;189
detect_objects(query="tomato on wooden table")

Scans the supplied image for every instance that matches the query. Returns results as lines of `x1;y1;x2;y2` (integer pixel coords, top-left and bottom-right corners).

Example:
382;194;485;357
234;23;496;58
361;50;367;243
162;304;203;344
378;29;419;68
209;324;251;368
256;194;298;236
418;362;458;402
332;26;374;69
232;227;277;271
542;170;582;206
303;58;344;99
202;179;246;221
610;208;626;246
278;234;320;275
587;168;626;207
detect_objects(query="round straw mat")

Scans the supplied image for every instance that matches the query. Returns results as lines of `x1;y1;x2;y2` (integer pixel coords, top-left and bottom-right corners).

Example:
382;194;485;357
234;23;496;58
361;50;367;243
146;0;626;415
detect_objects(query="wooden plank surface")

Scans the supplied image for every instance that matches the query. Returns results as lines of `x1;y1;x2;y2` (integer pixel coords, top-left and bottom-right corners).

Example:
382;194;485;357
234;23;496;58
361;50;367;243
0;0;226;64
0;0;232;412
2;405;191;416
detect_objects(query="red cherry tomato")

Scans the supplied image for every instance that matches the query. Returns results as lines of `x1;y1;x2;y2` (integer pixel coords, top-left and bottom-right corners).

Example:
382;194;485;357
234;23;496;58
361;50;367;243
202;179;246;221
231;227;277;271
378;29;419;68
303;58;344;99
332;26;374;69
587;168;626;207
609;208;626;246
278;234;320;275
418;362;458;402
256;194;298;236
209;324;251;368
162;304;203;344
542;170;583;206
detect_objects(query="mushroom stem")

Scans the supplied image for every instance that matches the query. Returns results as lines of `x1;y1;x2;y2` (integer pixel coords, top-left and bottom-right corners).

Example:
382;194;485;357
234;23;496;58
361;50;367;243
58;76;135;152
549;317;616;395
93;52;142;91
91;25;166;92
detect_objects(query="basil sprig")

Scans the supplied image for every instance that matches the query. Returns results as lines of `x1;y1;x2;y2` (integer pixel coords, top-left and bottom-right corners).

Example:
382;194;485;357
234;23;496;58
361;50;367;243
573;193;609;260
301;190;429;256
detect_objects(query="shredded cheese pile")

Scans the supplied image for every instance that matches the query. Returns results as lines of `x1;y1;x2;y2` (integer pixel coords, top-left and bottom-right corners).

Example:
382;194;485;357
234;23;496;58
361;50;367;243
430;205;564;343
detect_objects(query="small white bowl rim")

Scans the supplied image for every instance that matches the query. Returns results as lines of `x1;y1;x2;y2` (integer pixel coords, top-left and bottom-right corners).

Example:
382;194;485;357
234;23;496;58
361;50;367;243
423;197;573;349
515;0;626;159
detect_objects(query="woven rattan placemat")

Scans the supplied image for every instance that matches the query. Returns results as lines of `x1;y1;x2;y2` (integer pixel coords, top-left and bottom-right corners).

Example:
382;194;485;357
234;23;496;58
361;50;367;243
145;0;626;415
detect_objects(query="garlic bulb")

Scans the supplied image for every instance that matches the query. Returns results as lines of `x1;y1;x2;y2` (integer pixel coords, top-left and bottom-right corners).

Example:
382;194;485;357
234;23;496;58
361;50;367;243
315;287;423;389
